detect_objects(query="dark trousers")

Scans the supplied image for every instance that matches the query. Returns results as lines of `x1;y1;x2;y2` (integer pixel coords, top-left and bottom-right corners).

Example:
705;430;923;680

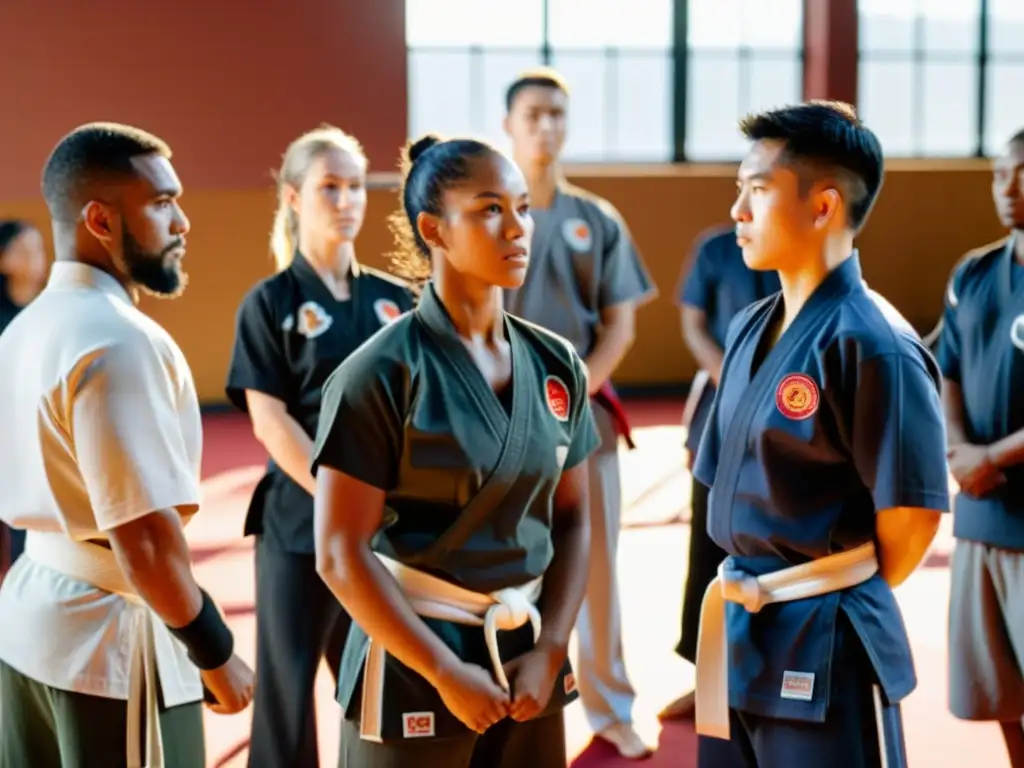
0;523;25;581
340;710;567;768
248;538;350;768
697;617;909;768
0;659;205;768
676;479;728;663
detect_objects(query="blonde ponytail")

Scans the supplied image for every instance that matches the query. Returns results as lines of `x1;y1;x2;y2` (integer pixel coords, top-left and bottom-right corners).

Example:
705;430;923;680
269;124;368;273
269;201;296;272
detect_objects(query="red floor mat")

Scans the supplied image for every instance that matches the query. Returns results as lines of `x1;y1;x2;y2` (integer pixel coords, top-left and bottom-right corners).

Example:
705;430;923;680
189;403;1007;768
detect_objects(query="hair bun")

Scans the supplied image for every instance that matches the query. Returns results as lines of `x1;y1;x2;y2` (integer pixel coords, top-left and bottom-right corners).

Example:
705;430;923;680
407;134;442;164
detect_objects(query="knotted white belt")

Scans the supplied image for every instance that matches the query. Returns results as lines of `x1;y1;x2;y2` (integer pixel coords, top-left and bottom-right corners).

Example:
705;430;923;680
694;542;879;740
359;554;543;742
25;531;164;768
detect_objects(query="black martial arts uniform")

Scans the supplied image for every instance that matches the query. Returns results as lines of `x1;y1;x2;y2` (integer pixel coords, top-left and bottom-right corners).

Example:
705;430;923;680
226;253;414;767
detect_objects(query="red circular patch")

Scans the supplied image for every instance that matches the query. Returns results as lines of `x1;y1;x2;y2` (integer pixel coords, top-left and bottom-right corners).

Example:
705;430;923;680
375;299;401;324
775;373;819;420
545;376;570;421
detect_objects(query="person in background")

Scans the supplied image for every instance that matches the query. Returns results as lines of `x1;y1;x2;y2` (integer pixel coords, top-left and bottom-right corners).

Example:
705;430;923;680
936;127;1024;768
0;219;48;582
225;125;415;768
502;68;657;760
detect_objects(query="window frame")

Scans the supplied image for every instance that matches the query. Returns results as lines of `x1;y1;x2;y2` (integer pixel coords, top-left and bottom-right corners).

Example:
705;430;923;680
404;0;806;164
857;0;1024;158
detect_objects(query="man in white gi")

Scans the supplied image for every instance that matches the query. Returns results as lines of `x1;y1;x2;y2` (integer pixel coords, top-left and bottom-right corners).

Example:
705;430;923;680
0;122;254;768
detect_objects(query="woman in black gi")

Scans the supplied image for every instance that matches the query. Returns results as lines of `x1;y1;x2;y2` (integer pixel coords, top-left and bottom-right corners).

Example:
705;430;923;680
311;134;601;767
225;126;415;767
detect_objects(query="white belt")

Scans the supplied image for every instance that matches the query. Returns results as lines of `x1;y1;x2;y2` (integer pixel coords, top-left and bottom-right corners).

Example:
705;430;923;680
25;531;164;768
359;554;543;742
694;542;879;740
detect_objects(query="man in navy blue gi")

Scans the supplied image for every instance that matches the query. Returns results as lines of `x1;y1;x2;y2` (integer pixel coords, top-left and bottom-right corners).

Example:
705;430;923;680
660;226;779;721
692;101;951;768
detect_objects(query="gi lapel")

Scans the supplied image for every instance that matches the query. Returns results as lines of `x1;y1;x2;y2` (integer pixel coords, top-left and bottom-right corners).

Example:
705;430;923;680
712;258;863;537
411;286;532;566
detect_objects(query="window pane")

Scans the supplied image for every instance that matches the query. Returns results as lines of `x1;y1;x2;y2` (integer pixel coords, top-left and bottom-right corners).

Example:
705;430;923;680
858;59;916;156
408;50;472;140
921;0;980;54
548;0;672;49
688;0;743;48
740;0;804;50
921;62;978;156
611;53;673;161
549;51;610;161
859;0;916;52
984;63;1024;156
685;52;802;162
405;0;545;47
685;52;742;161
744;54;802;118
989;0;1024;55
479;50;546;155
688;0;802;50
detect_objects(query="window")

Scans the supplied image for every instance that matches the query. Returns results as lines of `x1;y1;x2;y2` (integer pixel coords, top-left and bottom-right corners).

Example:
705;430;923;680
684;0;804;161
858;0;982;157
405;0;675;162
984;0;1024;155
406;1;546;158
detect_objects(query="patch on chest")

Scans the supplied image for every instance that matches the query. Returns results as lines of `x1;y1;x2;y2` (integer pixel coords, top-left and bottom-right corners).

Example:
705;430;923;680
779;671;815;701
775;373;819;420
296;301;333;339
373;298;403;326
562;218;593;252
1011;314;1024;352
401;711;435;738
545;375;571;422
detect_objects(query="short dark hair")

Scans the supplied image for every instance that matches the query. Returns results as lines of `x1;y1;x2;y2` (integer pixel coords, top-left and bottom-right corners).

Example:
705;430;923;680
739;101;884;231
0;220;30;256
388;133;497;284
505;68;570;113
1007;127;1024;148
41;122;172;221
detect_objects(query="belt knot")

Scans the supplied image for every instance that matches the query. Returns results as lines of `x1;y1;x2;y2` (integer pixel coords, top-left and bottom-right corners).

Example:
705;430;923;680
487;587;534;629
719;567;766;613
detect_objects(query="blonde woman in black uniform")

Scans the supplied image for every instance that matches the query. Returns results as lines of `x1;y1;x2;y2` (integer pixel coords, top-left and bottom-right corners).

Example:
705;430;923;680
226;126;415;767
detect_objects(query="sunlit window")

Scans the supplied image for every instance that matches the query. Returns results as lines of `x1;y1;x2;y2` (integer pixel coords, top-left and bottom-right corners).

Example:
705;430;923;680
406;0;673;162
685;0;804;161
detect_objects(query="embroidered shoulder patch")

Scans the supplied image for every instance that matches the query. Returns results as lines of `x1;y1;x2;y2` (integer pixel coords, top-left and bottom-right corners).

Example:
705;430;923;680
545;375;571;422
373;298;402;326
562;218;592;252
1011;315;1024;352
297;301;332;339
775;373;819;420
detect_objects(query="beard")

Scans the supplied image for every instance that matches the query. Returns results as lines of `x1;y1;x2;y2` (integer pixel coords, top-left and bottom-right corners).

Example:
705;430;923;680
121;224;187;299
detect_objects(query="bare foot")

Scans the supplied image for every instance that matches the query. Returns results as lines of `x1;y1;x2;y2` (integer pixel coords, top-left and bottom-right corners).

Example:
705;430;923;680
598;723;654;760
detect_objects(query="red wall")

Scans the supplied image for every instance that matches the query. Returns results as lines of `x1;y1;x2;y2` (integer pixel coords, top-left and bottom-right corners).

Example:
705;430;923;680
0;0;409;198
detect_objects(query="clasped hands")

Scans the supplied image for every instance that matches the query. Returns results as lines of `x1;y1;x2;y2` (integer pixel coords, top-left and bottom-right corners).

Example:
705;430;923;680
947;443;1006;498
434;640;566;734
